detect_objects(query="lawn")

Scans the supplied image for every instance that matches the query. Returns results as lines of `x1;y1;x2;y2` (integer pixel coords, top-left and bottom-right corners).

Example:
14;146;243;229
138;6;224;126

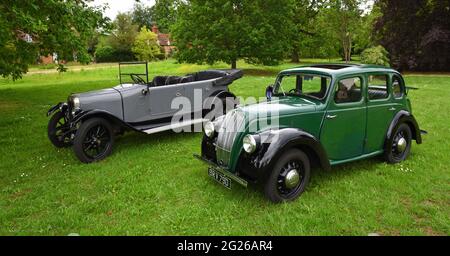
0;59;449;236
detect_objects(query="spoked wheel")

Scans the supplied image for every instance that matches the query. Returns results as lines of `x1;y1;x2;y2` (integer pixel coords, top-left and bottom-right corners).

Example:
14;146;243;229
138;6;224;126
48;111;72;148
385;123;412;164
73;118;114;163
264;149;310;203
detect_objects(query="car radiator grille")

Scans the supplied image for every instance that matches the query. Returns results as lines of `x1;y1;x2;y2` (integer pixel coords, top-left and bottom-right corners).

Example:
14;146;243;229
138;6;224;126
216;110;245;168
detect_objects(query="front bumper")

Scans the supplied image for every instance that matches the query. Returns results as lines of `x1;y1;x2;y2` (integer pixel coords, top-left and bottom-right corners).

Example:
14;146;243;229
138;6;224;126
194;154;248;187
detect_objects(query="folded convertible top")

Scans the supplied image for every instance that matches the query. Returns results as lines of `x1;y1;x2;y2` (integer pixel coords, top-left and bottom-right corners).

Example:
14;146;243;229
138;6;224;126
211;69;244;87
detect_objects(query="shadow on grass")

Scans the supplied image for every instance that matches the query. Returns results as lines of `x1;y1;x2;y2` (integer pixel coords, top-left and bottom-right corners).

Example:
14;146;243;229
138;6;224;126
235;156;387;205
113;129;201;151
242;68;280;77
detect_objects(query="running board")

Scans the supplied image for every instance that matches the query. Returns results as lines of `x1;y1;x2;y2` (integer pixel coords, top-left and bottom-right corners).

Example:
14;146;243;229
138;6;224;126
142;118;208;134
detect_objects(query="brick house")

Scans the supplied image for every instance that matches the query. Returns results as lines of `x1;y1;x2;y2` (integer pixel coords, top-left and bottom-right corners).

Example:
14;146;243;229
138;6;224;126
152;25;176;57
18;32;57;64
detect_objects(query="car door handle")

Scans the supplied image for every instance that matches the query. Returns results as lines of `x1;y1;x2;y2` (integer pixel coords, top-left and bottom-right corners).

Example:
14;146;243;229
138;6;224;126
176;92;182;97
326;114;338;119
389;107;396;111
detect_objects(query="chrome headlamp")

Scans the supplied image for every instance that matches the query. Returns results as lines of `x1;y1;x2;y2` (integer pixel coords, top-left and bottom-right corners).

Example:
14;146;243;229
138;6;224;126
243;134;259;154
70;96;81;115
204;121;215;138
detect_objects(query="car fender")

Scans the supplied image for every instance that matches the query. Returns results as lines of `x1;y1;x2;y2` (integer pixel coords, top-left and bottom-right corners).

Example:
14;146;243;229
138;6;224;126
72;109;137;131
386;110;422;144
203;90;237;110
238;128;330;182
47;102;66;117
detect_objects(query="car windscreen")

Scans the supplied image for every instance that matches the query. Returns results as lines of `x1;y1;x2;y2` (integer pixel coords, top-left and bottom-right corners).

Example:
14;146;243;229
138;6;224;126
274;74;332;100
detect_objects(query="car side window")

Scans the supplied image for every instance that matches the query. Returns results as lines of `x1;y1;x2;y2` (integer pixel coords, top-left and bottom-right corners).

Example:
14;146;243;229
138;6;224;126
334;77;362;104
368;75;389;100
392;75;404;98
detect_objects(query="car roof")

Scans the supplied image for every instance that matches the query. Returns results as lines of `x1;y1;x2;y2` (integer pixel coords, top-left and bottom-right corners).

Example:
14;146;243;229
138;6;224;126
280;64;401;78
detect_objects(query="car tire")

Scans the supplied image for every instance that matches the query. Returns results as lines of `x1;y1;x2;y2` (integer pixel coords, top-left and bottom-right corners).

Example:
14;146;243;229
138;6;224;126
73;118;114;163
384;123;412;164
48;111;72;148
264;149;311;203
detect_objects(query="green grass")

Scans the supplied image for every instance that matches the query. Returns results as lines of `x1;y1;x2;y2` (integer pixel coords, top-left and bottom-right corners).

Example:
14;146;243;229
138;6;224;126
0;59;449;236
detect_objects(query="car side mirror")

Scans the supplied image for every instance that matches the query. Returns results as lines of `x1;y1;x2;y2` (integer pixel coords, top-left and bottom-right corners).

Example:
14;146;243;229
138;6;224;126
142;88;149;95
266;85;274;100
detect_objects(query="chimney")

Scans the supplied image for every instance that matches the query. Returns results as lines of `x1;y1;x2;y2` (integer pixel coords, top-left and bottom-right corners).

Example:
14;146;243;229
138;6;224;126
152;24;159;34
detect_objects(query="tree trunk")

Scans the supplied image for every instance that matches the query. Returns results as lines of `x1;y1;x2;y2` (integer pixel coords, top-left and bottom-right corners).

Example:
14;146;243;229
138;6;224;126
291;47;300;63
231;59;237;69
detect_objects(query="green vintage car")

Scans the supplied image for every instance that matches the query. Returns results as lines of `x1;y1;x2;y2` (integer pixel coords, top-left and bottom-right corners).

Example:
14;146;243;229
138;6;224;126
196;64;425;203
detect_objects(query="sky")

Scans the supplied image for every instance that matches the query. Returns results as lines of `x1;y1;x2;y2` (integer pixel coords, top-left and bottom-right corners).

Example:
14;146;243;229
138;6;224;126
92;0;374;20
92;0;155;20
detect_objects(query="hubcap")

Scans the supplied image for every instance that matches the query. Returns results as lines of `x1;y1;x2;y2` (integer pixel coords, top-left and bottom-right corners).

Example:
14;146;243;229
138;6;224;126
82;125;110;159
277;161;304;197
285;169;300;189
396;137;407;153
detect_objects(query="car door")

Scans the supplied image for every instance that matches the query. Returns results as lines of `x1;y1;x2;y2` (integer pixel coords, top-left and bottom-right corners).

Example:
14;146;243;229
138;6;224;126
365;73;396;153
148;83;186;120
320;76;366;161
183;80;214;117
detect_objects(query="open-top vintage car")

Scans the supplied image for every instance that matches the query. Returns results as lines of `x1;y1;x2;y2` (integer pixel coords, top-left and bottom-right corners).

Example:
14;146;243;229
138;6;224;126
197;64;425;203
47;62;242;163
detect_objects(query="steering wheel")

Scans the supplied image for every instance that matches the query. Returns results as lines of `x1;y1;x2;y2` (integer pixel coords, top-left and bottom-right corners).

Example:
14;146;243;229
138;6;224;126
289;88;301;94
130;74;146;85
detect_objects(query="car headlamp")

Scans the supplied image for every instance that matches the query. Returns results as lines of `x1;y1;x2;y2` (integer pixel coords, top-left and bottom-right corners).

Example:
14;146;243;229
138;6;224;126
72;97;80;110
243;134;258;154
70;96;81;115
204;121;215;138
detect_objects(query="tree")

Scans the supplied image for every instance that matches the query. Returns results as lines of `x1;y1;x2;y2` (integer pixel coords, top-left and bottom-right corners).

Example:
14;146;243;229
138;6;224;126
374;0;450;71
172;0;291;69
131;2;154;30
132;26;161;61
0;0;108;79
324;0;364;62
108;13;139;52
353;3;381;55
151;0;179;33
288;0;320;63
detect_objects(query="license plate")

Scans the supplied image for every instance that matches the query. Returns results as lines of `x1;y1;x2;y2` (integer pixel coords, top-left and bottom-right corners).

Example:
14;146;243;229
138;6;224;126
208;167;231;189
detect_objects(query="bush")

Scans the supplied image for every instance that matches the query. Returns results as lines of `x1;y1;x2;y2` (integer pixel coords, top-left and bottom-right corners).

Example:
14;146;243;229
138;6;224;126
95;46;135;63
132;26;161;61
360;46;390;66
155;53;166;60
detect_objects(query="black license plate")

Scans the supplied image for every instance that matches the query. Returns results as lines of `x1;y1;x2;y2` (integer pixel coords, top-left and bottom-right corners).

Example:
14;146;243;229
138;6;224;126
208;167;231;189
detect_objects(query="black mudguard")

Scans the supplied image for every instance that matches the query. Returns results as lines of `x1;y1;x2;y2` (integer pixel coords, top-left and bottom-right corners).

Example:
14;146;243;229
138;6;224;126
237;128;330;183
47;102;65;117
203;90;238;112
71;109;136;131
386;110;422;144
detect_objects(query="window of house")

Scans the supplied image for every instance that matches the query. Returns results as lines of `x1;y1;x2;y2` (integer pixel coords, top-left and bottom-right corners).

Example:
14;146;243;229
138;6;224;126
368;75;389;100
334;77;362;104
392;75;404;98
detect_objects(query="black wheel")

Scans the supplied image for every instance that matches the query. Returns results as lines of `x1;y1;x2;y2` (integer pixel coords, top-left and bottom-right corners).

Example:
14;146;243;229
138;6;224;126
73;118;114;163
48;111;72;148
264;149;310;203
384;123;412;164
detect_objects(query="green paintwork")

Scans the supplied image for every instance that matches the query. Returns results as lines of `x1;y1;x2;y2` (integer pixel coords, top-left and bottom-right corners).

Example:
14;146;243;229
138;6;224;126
225;65;411;173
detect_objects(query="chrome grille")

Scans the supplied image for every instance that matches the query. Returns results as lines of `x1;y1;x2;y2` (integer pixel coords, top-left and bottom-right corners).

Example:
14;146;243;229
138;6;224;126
216;110;245;167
